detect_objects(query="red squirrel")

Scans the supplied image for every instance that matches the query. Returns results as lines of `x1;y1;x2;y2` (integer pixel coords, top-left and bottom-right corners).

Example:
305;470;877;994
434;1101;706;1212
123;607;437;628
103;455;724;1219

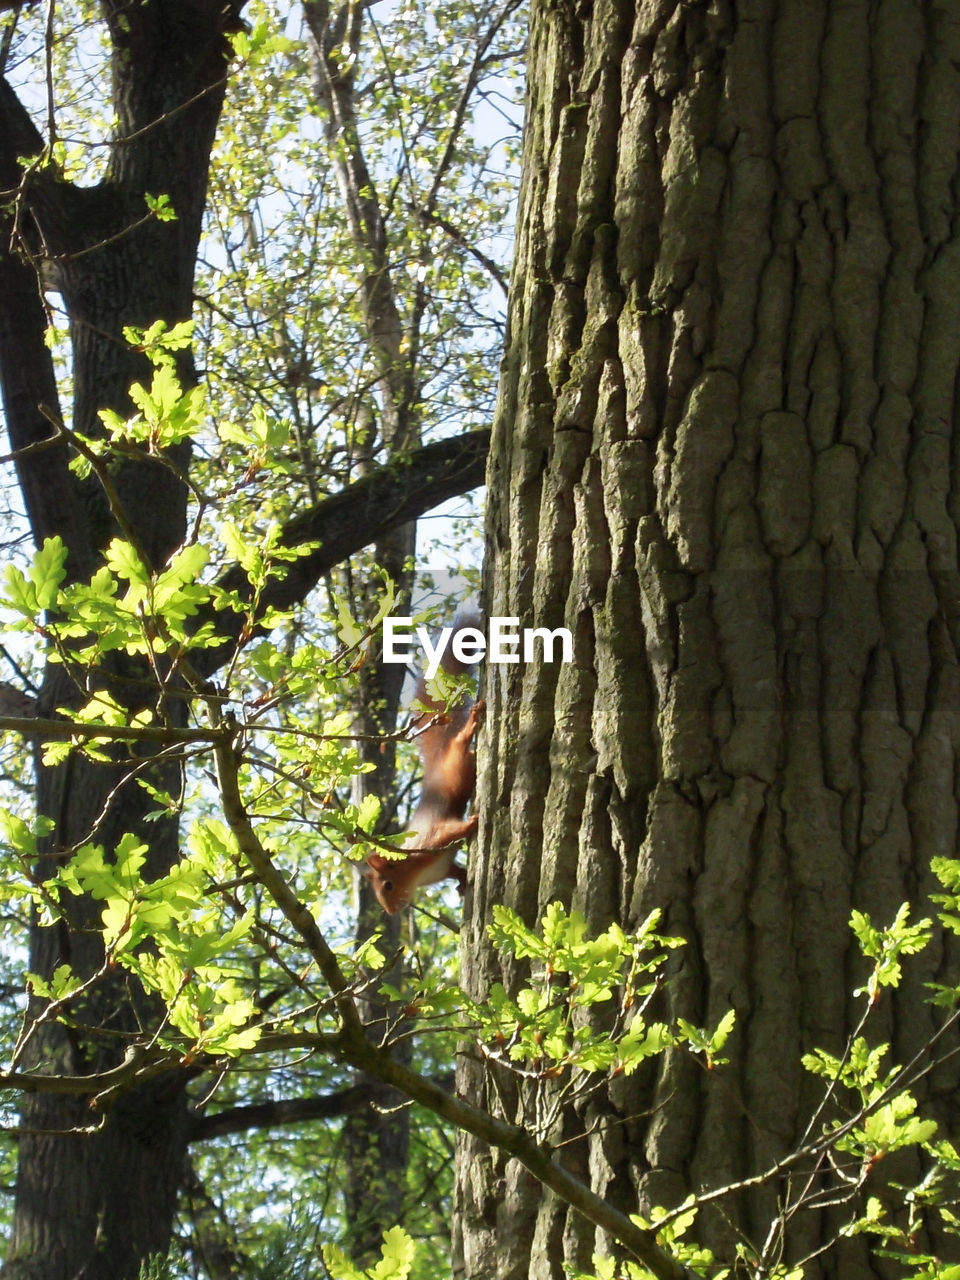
364;621;483;914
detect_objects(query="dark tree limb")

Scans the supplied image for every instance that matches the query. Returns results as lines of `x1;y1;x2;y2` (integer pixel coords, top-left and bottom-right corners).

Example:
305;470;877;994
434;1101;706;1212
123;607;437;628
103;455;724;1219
188;1071;457;1142
0;81;92;569
0;75;43;166
188;1084;379;1141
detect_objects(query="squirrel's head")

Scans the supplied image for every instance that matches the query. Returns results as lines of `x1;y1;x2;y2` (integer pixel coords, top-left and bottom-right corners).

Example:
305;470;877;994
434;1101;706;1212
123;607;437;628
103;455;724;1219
363;855;411;914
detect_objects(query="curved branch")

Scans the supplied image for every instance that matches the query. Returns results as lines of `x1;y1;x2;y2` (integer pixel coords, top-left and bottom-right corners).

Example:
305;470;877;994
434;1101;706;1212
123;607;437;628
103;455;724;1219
338;1034;698;1280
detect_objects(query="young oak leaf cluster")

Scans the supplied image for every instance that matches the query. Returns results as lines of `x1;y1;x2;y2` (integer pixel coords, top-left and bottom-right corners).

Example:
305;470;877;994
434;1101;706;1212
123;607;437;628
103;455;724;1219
475;902;733;1078
1;534;220;673
34;824;260;1057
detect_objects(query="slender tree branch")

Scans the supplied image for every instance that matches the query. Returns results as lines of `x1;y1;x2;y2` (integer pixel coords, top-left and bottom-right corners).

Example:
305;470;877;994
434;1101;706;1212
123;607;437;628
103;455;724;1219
0;1042;183;1102
211;715;365;1035
37;408;155;568
333;1030;698;1280
414;203;509;295
420;0;523;221
0;716;226;744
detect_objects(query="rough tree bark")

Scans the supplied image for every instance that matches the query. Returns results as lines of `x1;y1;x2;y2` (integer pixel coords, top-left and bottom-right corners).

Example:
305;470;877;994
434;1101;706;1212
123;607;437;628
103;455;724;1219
458;2;960;1277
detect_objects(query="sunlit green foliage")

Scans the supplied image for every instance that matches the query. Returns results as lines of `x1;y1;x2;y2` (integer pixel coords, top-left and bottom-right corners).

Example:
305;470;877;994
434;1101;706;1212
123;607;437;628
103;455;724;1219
335;883;960;1280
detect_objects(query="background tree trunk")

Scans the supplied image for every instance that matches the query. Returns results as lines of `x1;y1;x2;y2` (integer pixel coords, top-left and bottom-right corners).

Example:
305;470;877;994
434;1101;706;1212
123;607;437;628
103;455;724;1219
342;542;417;1265
304;5;423;1254
458;1;960;1276
0;5;241;1275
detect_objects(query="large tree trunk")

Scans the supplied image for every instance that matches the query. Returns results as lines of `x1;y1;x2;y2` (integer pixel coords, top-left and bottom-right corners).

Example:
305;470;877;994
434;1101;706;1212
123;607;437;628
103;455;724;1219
458;1;960;1276
0;5;241;1276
